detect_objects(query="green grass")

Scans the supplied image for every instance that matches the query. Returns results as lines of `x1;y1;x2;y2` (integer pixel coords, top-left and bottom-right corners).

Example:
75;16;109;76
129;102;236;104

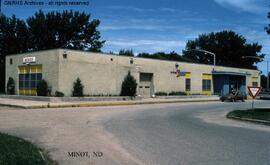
227;109;270;122
0;133;56;165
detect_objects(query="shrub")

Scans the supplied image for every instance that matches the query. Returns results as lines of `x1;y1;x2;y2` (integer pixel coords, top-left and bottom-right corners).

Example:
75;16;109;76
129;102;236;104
7;77;15;95
72;78;84;97
37;79;48;96
155;92;168;96
55;91;64;97
120;71;137;97
168;91;187;96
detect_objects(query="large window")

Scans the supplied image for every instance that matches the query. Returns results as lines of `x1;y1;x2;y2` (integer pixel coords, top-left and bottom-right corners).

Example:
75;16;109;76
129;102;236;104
202;79;211;91
186;79;191;92
202;74;212;93
18;65;42;95
252;82;258;87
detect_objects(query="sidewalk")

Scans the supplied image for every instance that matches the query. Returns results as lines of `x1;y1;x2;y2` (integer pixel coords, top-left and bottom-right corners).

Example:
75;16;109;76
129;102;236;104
0;96;220;109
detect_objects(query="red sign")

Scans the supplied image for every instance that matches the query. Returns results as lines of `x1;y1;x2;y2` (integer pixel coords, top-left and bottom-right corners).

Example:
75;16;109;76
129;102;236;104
248;86;262;99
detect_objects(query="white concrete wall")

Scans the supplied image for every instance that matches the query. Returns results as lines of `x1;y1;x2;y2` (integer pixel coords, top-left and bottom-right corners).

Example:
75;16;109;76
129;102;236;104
5;50;60;94
6;49;261;96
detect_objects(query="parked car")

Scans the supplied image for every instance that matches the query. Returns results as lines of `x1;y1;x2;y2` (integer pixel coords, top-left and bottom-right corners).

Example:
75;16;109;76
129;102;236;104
220;91;246;102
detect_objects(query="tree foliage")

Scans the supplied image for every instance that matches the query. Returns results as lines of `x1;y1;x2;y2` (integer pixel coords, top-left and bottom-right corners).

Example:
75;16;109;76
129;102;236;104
37;79;48;96
0;11;104;92
72;78;84;97
138;51;190;62
119;49;134;56
266;12;270;35
27;10;105;52
7;77;15;95
120;71;137;97
182;30;264;69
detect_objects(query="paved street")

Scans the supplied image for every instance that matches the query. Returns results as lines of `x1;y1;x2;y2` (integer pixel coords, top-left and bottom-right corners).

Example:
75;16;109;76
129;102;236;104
0;101;270;165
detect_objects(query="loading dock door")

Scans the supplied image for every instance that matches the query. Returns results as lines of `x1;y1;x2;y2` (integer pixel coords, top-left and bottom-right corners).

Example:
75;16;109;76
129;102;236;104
139;73;153;97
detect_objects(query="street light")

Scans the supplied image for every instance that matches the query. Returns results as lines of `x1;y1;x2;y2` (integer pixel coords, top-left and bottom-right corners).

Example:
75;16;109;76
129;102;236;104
185;47;216;66
242;56;269;90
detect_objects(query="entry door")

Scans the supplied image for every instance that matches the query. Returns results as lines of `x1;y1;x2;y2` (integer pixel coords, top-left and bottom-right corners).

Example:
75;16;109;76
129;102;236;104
139;73;153;97
139;81;151;97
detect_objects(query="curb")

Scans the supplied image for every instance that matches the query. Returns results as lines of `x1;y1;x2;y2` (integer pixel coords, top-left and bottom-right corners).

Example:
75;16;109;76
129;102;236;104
0;99;219;109
227;116;270;126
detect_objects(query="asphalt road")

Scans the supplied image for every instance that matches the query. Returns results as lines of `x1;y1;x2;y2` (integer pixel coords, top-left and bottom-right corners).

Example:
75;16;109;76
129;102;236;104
101;101;270;165
0;101;270;165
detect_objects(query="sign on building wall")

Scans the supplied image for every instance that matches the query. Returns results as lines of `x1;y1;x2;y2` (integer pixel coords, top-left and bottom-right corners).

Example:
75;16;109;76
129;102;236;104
23;57;36;64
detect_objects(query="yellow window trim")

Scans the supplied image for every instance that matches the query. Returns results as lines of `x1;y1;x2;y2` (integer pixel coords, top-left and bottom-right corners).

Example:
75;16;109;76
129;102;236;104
202;74;212;80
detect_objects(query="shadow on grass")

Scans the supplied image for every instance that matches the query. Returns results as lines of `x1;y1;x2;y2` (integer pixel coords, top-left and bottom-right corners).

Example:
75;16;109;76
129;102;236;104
0;133;58;165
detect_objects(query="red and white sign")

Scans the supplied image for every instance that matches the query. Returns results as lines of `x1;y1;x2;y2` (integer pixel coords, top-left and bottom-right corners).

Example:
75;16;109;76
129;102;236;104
23;57;36;64
248;86;262;99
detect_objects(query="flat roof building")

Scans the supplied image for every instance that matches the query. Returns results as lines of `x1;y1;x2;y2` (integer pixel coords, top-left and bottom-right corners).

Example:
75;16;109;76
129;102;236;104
5;49;261;97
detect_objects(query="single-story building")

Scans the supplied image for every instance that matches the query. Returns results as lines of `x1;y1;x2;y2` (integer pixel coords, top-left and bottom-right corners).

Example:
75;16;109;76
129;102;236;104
5;49;261;97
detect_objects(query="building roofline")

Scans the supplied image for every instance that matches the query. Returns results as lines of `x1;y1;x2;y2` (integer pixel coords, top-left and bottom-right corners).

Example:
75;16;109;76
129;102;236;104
6;48;260;72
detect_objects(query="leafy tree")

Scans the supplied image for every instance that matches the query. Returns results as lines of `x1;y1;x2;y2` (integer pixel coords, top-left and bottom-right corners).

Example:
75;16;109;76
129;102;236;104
120;71;137;97
266;12;270;35
0;11;105;93
119;49;134;56
72;78;84;97
182;30;264;69
37;79;48;96
261;74;270;89
0;14;30;92
27;10;105;52
137;51;189;62
6;77;15;95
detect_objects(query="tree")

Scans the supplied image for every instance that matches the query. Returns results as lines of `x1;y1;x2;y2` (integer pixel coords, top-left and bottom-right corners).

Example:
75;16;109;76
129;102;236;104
119;49;134;56
261;75;268;89
266;12;270;35
137;51;190;62
120;71;137;97
37;79;48;96
6;77;15;95
182;30;264;69
72;78;84;97
0;14;30;92
0;11;105;93
27;10;105;52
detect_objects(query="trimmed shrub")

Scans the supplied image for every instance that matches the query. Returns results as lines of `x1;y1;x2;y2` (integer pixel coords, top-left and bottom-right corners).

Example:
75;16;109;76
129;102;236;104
7;77;15;95
37;79;48;96
55;91;64;97
155;92;168;96
120;71;137;97
72;78;84;97
168;91;187;96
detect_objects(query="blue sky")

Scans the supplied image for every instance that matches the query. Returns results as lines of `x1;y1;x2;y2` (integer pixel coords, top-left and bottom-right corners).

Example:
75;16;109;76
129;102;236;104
1;0;269;73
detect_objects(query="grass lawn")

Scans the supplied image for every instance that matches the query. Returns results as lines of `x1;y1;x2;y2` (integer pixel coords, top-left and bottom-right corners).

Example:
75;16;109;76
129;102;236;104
0;133;56;165
227;109;270;122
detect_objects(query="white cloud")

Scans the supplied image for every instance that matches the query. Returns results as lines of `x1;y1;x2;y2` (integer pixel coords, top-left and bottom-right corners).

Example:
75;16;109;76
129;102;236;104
105;39;186;53
213;0;268;14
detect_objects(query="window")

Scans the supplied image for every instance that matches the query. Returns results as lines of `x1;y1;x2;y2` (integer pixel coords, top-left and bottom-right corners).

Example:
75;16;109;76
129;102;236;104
10;58;13;65
186;79;191;91
18;65;42;95
202;79;211;91
252;82;258;87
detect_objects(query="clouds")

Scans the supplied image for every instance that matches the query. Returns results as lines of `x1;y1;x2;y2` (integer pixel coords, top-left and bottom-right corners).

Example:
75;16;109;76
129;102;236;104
105;39;186;53
213;0;268;14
